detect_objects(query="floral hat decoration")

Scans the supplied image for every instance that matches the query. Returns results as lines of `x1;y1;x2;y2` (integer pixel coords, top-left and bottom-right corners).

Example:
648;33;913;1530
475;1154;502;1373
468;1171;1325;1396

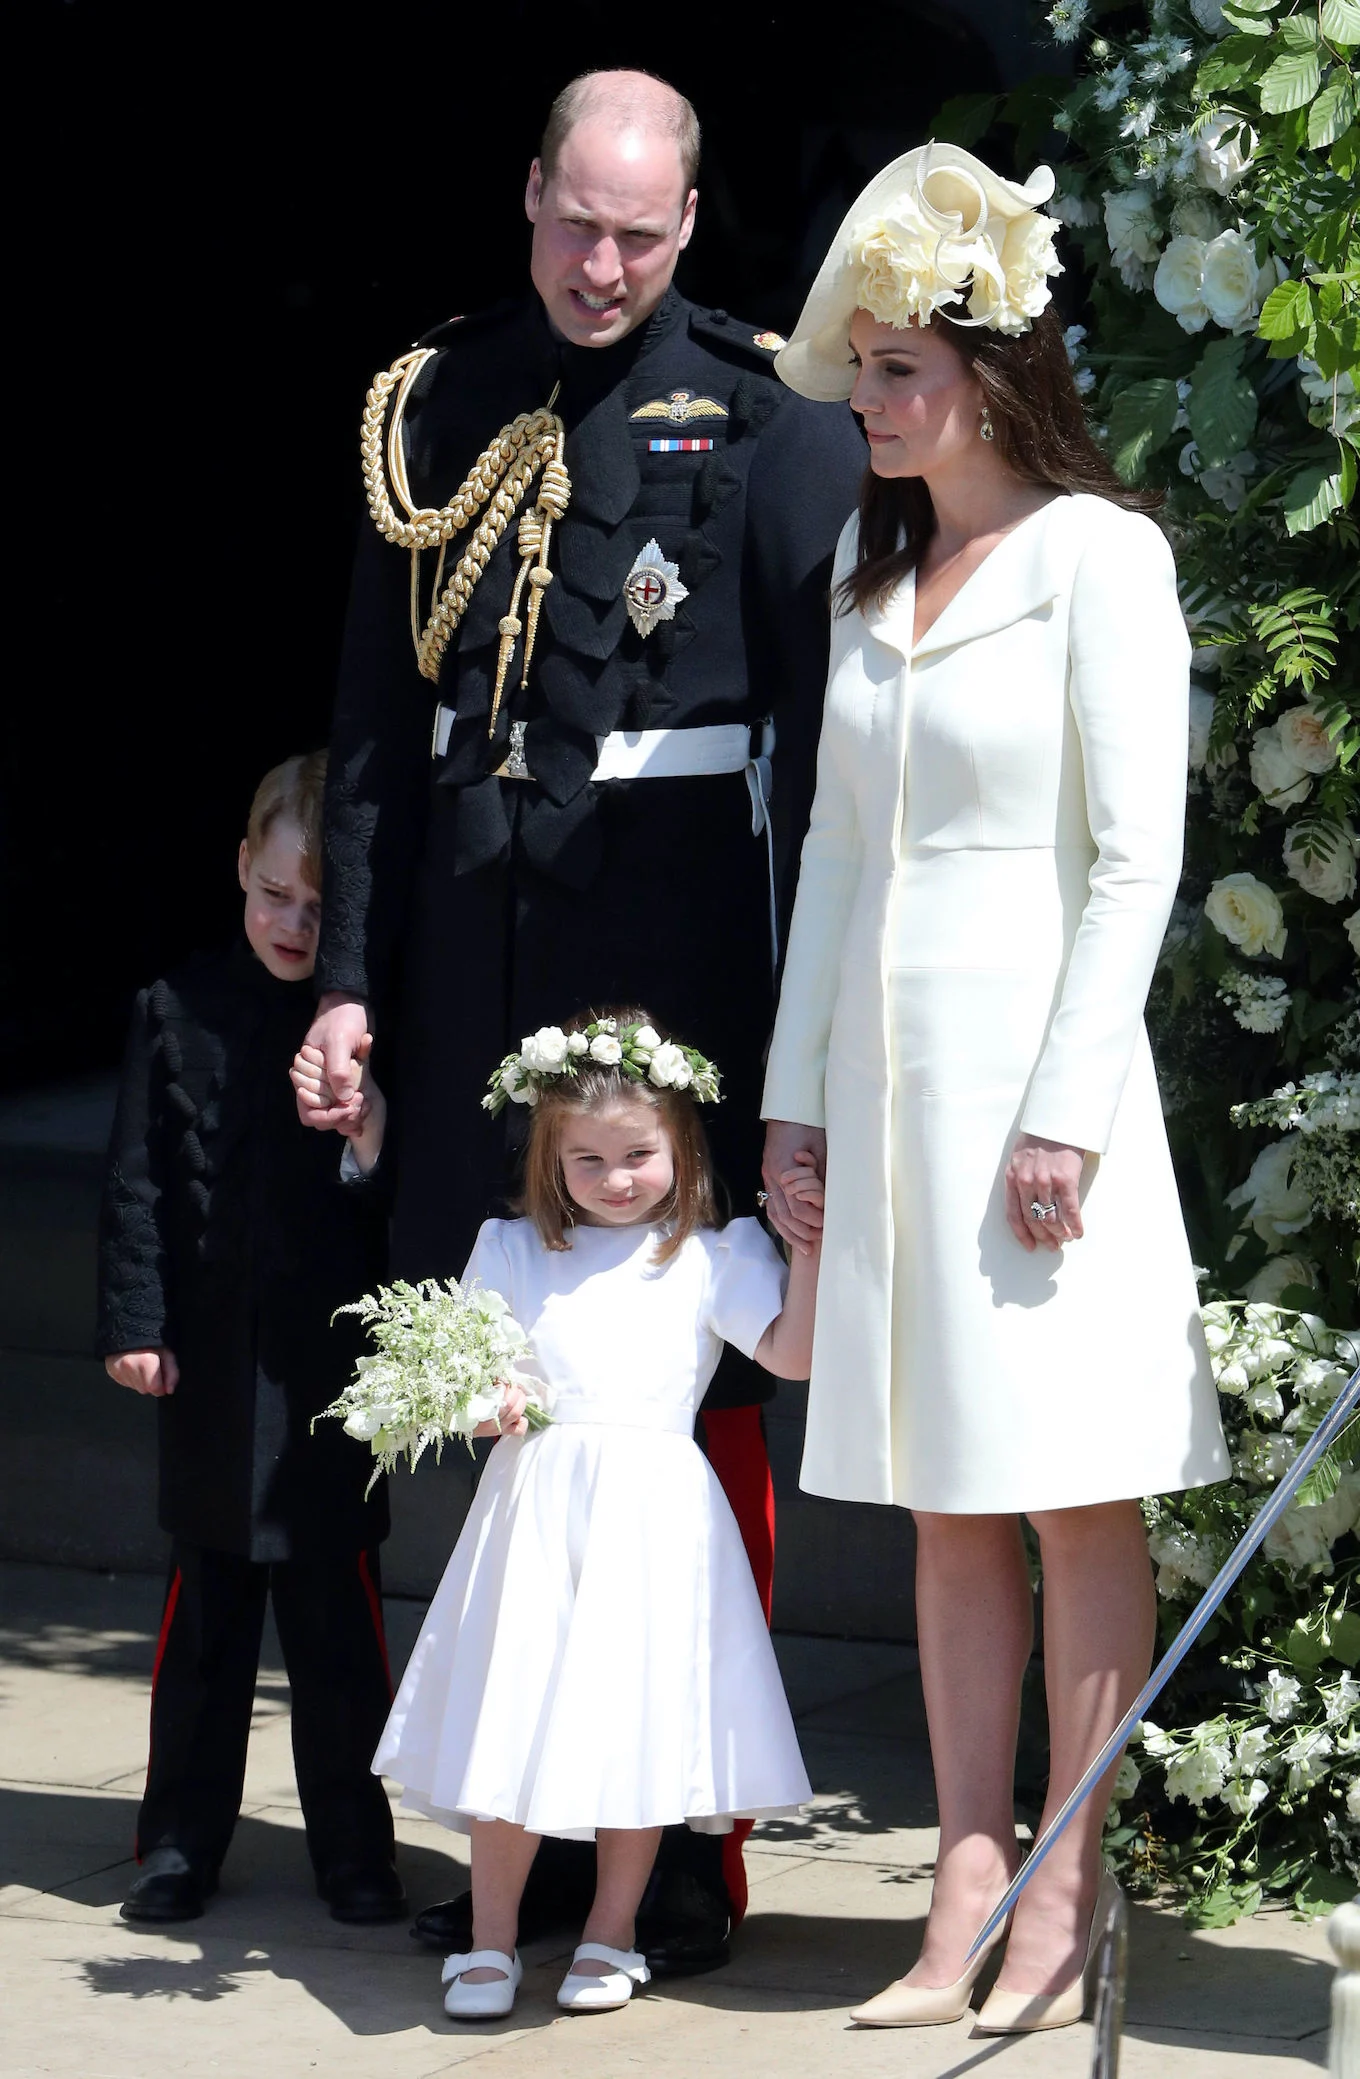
775;142;1063;403
482;1016;721;1117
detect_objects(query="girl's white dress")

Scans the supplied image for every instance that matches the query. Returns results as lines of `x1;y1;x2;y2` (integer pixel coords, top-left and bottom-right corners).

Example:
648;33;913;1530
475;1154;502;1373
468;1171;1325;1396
373;1215;812;1841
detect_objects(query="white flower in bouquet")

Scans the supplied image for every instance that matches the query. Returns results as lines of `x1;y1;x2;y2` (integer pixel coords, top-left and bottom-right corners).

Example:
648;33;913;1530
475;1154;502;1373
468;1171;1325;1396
1104;187;1162;274
1236;1724;1272;1773
1205;873;1287;959
1227;1139;1312;1244
1284;1727;1334;1795
1201;1301;1236;1355
1283;823;1357;907
1167;1735;1231;1807
520;1026;571;1073
1277;704;1340;777
588;1032;624;1064
1121;98;1158;143
1155;236;1210;331
1217;1359;1250;1395
1223;1775;1269;1815
1243;1255;1318;1304
319;1276;551;1489
1259;1670;1303;1723
1249;721;1314;809
1324;1675;1360;1726
1195;116;1256;194
1138;1719;1179;1759
1243;1376;1285;1423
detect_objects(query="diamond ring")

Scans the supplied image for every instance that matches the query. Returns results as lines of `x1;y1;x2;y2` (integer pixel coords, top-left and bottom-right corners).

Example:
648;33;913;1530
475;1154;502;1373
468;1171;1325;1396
1029;1200;1059;1222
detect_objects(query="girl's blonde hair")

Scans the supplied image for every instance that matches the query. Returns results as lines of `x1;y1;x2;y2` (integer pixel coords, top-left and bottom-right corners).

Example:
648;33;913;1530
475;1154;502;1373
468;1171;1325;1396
245;750;327;891
518;1006;723;1264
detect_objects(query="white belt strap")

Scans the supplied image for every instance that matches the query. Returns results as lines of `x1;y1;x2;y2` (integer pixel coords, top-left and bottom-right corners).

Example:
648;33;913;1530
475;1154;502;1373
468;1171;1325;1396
430;708;779;971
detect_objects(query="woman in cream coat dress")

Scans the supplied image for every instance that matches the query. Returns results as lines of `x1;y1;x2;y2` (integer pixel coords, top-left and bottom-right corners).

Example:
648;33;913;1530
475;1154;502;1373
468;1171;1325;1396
760;145;1228;2034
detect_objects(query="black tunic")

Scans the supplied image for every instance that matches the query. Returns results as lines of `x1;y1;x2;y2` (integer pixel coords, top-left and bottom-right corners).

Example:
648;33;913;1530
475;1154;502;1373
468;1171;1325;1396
96;943;389;1560
317;290;864;1401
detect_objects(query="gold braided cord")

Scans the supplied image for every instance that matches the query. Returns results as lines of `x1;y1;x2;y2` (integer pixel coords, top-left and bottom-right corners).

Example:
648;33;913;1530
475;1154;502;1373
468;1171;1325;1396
360;349;571;696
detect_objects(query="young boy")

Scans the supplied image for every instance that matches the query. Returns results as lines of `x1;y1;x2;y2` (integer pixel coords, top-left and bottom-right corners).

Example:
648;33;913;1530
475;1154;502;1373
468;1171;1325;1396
97;751;401;1926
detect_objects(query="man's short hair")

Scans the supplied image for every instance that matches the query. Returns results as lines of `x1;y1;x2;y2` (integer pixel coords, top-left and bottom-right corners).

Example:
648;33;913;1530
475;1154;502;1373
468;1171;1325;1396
539;70;700;193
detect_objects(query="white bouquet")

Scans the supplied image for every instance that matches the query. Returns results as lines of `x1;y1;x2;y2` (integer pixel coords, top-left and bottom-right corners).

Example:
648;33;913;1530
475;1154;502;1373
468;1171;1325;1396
318;1277;550;1491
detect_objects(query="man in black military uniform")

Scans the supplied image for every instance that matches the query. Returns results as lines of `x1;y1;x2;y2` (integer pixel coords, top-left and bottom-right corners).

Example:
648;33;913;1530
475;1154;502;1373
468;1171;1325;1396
301;69;864;1968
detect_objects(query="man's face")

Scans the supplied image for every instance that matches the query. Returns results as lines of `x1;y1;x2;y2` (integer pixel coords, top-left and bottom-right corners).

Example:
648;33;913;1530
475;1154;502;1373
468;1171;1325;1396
526;121;697;348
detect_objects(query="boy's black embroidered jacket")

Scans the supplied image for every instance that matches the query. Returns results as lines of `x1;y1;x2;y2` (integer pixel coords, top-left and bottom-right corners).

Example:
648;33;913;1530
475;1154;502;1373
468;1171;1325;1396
96;942;390;1560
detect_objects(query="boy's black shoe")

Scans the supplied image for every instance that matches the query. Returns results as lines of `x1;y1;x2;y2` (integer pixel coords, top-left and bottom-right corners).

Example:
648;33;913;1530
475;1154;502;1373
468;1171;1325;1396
120;1847;218;1924
410;1887;572;1950
635;1868;731;1976
318;1861;408;1924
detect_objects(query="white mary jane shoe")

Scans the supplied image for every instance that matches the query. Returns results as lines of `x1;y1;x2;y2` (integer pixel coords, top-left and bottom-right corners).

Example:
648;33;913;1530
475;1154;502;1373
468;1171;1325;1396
556;1942;651;2013
441;1948;522;2019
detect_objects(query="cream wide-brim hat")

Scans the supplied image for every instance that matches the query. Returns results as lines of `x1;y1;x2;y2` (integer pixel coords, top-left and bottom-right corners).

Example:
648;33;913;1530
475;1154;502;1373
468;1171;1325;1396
775;142;1058;402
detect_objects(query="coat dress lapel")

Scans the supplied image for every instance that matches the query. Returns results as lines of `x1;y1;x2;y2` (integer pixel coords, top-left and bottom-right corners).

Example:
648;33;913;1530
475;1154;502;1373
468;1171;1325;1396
863;496;1068;663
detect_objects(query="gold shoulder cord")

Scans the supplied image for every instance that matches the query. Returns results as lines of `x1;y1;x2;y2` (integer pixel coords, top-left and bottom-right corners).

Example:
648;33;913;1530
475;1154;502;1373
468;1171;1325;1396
360;347;572;738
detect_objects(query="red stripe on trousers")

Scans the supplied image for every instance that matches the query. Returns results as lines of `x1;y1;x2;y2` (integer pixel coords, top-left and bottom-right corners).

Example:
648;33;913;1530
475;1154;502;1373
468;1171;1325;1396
698;1406;776;1927
358;1549;394;1699
137;1564;183;1861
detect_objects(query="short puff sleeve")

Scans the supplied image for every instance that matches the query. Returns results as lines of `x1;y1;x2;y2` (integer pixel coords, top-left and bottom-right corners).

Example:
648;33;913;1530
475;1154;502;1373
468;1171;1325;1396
461;1219;517;1313
700;1218;788;1359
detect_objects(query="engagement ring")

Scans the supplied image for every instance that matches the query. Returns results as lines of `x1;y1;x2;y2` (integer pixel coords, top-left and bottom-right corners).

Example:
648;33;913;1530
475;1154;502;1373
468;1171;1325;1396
1029;1200;1058;1222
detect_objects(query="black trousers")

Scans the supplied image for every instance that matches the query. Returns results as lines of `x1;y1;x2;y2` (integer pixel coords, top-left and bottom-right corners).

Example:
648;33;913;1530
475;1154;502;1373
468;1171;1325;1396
137;1539;396;1880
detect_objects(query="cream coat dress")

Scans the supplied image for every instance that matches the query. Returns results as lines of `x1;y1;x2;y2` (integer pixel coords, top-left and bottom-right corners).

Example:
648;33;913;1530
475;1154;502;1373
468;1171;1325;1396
762;492;1229;1513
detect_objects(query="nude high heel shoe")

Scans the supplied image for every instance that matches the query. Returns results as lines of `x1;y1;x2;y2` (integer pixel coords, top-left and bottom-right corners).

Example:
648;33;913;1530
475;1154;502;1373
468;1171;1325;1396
973;1868;1121;2033
848;1916;1008;2027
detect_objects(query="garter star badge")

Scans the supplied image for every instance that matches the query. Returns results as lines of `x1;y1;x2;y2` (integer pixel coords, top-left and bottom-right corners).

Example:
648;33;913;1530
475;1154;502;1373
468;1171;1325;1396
623;540;689;638
630;387;727;424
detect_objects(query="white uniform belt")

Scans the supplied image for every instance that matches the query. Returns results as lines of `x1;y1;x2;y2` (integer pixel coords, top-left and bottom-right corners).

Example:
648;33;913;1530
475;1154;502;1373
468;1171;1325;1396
548;1400;695;1436
431;708;780;971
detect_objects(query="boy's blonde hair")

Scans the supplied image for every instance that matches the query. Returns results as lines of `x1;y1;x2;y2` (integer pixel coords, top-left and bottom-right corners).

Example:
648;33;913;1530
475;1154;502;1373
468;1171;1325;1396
245;751;327;891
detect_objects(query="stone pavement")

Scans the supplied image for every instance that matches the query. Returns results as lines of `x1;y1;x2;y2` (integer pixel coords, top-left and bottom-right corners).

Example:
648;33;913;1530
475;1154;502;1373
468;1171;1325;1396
0;1562;1334;2079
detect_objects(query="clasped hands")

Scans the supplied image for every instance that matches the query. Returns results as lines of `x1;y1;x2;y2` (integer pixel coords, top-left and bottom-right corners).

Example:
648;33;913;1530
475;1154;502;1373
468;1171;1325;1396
763;1122;1087;1255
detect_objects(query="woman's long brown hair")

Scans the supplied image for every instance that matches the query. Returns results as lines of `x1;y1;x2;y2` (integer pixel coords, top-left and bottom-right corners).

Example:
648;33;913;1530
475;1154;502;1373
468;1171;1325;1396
839;306;1160;615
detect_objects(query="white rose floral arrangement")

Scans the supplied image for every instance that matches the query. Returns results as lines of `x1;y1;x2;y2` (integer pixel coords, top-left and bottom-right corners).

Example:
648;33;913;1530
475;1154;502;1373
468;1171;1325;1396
317;1278;551;1488
1105;1304;1359;1924
482;1015;721;1116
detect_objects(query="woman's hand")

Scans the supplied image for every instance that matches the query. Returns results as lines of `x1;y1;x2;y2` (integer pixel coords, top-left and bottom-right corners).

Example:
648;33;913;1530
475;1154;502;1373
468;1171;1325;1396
762;1121;827;1253
1005;1134;1087;1252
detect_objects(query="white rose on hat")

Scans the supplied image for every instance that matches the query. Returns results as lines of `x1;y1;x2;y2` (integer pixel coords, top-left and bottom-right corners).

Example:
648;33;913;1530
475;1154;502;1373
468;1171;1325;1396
1204;872;1287;958
1249;720;1314;809
1283;823;1358;906
1154;236;1212;332
589;1033;624;1064
1195;115;1256;194
1277;704;1339;776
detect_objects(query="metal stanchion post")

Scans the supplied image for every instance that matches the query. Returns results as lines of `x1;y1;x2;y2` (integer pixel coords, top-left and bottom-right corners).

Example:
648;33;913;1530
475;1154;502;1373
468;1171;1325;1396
1089;1884;1128;2078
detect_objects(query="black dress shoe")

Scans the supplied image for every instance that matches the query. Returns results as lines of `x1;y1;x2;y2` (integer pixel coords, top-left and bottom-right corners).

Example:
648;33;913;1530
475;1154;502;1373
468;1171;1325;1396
635;1868;731;1977
410;1885;575;1951
318;1862;408;1924
121;1847;218;1924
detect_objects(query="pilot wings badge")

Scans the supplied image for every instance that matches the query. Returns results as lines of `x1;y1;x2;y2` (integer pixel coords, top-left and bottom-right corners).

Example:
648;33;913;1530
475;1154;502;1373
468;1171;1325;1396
622;540;689;638
630;386;728;425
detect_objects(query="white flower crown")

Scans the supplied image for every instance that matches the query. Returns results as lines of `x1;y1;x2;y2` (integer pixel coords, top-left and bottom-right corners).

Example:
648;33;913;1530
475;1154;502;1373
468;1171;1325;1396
482;1016;722;1117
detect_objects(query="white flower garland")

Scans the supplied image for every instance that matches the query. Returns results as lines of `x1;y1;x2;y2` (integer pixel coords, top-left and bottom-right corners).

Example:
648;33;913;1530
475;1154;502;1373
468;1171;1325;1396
482;1016;721;1117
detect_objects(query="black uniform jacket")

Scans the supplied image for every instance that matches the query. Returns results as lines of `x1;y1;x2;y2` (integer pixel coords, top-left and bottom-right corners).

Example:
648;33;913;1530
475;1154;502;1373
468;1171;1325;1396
96;943;390;1561
318;290;864;1396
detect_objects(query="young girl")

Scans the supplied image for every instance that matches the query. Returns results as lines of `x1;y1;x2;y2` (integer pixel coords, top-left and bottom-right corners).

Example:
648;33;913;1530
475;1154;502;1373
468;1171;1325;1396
298;1008;822;2019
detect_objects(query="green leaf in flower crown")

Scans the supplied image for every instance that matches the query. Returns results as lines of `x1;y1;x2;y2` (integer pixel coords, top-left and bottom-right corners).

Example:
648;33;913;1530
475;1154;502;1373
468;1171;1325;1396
1188;338;1259;467
1309;68;1358;147
1284;455;1348;532
1259;46;1324;112
1108;377;1181;482
1320;0;1360;43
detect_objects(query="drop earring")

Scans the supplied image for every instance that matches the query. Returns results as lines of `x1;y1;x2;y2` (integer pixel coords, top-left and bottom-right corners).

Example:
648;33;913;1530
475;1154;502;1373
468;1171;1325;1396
979;407;995;443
